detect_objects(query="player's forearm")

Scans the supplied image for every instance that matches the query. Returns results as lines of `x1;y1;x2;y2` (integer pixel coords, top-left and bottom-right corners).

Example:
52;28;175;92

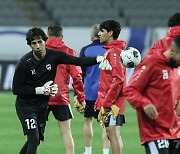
124;86;151;110
69;56;98;67
56;51;98;67
12;82;35;95
103;78;123;108
12;73;35;95
72;83;85;102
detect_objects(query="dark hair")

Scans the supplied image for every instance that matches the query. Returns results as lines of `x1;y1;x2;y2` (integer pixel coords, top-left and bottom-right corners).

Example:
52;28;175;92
26;27;47;45
47;25;63;37
99;20;121;39
168;12;180;27
173;35;180;50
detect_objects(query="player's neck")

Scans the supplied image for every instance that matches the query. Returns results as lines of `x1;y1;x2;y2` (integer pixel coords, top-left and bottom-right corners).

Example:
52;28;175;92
106;38;114;45
33;50;46;61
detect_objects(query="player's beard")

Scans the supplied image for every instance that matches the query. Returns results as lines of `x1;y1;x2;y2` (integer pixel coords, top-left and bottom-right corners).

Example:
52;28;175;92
33;49;45;61
169;57;179;68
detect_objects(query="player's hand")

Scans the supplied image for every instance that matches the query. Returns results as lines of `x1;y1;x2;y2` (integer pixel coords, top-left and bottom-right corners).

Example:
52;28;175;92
110;105;120;119
96;56;104;63
96;56;112;70
35;81;58;96
98;106;106;123
99;59;112;70
74;96;85;114
98;107;110;127
49;83;58;96
175;100;180;116
143;104;158;119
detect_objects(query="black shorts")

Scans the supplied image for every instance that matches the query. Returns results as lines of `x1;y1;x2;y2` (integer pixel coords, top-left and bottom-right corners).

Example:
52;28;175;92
169;139;180;154
144;139;169;154
16;109;47;141
47;104;73;122
84;100;98;118
104;114;125;127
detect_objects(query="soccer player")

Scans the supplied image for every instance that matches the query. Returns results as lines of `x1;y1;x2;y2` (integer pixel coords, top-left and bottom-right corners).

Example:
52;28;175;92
45;25;85;154
95;20;126;154
79;24;110;154
12;27;111;154
146;12;180;154
147;12;180;57
124;36;180;154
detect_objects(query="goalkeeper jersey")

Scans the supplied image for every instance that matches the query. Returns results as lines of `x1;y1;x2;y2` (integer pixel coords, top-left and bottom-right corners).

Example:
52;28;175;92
12;49;97;112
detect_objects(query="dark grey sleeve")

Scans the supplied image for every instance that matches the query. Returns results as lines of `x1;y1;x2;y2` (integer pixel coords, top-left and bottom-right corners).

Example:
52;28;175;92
12;59;35;95
79;47;86;82
54;50;98;67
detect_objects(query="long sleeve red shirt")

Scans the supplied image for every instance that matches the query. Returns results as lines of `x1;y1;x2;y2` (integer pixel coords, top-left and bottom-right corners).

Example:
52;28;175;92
124;51;180;144
95;40;126;115
46;38;85;105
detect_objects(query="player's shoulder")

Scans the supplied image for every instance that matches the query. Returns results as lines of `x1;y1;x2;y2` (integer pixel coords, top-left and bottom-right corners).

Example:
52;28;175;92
82;41;103;51
19;51;32;63
80;44;92;56
106;46;120;56
81;43;93;51
56;45;75;55
46;48;64;56
136;56;158;72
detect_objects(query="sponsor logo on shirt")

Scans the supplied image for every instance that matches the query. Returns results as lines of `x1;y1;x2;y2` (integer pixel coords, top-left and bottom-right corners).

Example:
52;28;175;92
46;64;51;71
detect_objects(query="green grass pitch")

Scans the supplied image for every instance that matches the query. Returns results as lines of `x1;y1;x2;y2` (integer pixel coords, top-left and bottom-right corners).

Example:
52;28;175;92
0;91;145;154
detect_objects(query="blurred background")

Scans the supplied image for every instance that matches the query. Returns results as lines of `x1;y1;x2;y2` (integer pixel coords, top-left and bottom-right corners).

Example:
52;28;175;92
0;0;179;153
0;0;179;91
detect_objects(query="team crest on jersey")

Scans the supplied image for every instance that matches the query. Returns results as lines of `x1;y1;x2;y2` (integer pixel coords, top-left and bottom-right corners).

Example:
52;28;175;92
46;64;51;71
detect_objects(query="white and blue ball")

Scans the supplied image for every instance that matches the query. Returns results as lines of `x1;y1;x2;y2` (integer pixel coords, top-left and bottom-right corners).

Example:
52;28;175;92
120;47;141;68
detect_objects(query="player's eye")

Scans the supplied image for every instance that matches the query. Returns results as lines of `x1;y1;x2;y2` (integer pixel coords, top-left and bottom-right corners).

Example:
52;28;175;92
31;42;36;45
38;40;43;44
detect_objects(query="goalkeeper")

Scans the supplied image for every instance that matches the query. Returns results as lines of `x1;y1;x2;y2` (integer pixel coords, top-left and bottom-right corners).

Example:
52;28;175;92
12;27;112;154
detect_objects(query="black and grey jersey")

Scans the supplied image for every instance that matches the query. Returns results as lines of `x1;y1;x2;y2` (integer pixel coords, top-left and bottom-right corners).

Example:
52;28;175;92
13;49;97;112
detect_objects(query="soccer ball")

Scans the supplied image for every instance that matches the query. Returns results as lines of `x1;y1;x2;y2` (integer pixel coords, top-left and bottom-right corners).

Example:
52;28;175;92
120;47;141;68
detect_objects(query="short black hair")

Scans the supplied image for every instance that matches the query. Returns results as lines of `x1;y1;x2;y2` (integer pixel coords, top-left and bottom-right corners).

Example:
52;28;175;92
26;27;47;45
47;25;63;37
173;35;180;50
168;12;180;27
100;20;121;39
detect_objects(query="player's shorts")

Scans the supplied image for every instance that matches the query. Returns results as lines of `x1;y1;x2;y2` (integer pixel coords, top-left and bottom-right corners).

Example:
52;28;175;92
104;114;125;127
47;104;73;122
16;109;47;141
84;100;97;118
144;139;169;154
169;139;180;154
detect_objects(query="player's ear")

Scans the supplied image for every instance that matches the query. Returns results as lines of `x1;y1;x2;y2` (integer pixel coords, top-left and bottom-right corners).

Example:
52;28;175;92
108;30;113;37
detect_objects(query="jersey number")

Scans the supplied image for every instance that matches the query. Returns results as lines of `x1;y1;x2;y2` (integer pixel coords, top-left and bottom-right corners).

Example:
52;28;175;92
25;119;36;129
157;139;169;149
